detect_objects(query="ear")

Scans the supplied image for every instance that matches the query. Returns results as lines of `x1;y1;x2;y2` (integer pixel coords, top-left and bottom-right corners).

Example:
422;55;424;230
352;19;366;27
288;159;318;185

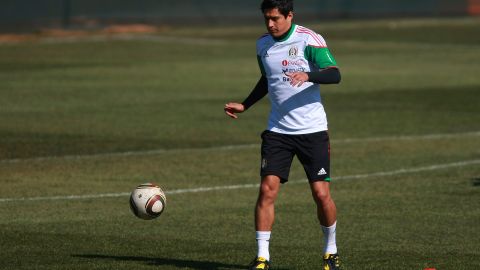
286;11;293;21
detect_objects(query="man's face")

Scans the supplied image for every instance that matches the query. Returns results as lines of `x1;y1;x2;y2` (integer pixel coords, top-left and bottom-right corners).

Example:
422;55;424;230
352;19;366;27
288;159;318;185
263;8;293;38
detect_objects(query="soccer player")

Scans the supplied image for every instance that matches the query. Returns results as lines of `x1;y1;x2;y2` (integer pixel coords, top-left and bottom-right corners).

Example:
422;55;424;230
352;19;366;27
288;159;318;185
224;0;341;269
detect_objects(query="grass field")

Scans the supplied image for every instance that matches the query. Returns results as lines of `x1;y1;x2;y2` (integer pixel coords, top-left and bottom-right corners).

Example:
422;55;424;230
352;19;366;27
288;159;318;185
0;17;479;269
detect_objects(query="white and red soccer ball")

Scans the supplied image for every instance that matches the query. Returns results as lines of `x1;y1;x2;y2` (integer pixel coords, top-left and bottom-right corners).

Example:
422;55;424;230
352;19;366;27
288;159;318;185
129;183;166;220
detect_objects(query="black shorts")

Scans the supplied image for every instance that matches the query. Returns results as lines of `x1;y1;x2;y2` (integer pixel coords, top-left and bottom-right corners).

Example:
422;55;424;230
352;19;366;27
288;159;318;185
260;130;331;183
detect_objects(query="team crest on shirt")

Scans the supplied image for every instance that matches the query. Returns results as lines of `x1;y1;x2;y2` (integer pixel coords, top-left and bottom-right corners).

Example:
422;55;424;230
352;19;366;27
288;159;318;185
288;45;298;58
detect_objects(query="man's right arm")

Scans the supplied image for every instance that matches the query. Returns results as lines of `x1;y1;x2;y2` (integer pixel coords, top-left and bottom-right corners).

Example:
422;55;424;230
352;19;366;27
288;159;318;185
224;76;268;119
241;76;268;110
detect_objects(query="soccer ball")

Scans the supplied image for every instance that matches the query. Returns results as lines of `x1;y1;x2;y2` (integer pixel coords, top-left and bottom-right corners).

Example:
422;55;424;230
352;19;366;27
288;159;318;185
129;183;166;220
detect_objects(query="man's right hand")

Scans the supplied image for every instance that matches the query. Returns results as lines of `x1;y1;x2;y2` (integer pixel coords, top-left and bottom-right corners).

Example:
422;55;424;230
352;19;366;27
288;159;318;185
224;102;245;119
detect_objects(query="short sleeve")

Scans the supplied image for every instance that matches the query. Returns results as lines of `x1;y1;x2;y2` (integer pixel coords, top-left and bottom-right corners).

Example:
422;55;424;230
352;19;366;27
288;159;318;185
257;55;266;76
304;32;337;69
304;46;337;69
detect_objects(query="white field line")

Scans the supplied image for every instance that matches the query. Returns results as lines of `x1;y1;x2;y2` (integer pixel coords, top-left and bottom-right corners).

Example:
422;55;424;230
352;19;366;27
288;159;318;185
1;131;479;164
0;159;479;203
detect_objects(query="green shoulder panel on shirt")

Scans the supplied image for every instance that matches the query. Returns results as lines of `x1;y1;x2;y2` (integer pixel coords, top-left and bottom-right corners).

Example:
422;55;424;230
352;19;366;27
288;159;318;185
304;46;337;69
257;55;266;76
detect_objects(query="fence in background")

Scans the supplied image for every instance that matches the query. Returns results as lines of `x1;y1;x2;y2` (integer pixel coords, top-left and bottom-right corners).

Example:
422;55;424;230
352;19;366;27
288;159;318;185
0;0;476;32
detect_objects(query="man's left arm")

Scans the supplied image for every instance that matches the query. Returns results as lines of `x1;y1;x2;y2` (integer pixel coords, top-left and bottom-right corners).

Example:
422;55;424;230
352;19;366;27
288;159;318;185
307;67;341;84
286;67;340;87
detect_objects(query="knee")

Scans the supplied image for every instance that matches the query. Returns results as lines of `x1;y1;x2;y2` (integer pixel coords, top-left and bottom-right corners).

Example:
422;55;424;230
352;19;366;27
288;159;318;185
258;178;279;203
259;183;277;201
312;187;332;205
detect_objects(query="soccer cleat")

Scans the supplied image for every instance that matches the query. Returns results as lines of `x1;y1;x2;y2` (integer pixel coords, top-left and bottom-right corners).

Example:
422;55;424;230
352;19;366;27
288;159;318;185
323;253;340;270
249;256;270;270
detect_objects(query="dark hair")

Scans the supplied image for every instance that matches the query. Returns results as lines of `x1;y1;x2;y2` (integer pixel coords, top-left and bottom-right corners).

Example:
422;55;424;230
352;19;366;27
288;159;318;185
261;0;294;17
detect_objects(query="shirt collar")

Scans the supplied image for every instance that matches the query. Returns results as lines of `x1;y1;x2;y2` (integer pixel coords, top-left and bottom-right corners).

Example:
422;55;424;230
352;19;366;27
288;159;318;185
273;24;296;42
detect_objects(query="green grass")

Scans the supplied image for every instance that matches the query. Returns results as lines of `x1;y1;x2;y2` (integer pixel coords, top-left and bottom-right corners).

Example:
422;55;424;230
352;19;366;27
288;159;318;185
0;17;480;269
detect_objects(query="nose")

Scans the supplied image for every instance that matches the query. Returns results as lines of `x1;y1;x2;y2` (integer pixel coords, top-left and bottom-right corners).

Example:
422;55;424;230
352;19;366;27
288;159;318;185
267;19;274;28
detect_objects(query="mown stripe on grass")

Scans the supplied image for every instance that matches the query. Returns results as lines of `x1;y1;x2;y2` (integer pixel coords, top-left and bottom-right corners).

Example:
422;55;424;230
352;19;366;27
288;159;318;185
39;34;227;45
0;159;478;203
1;131;479;164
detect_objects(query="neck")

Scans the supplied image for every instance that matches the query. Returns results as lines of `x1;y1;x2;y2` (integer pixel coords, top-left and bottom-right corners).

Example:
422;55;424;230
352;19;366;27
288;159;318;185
274;23;294;41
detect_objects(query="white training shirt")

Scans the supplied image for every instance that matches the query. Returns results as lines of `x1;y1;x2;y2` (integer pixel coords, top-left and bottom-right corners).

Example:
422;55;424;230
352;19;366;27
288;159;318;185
256;24;338;134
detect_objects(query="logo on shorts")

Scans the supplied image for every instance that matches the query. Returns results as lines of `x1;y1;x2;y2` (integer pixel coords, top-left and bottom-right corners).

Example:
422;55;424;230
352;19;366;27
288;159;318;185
317;168;327;176
261;158;267;169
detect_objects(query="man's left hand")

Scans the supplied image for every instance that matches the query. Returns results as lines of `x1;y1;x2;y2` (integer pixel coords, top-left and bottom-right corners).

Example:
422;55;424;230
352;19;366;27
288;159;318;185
285;72;309;87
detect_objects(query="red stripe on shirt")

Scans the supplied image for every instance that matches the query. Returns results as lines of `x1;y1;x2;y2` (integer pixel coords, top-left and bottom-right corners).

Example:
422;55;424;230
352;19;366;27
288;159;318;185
296;27;326;47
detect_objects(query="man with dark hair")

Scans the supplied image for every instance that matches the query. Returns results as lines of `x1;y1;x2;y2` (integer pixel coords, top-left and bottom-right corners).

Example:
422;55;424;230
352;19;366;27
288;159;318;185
224;0;341;269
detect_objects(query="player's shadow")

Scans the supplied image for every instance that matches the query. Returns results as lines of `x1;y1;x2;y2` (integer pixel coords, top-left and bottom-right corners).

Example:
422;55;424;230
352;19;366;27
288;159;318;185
73;254;246;269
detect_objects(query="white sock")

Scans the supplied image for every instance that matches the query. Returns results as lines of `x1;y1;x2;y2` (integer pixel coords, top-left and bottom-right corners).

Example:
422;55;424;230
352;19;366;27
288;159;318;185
256;231;271;260
321;221;337;254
